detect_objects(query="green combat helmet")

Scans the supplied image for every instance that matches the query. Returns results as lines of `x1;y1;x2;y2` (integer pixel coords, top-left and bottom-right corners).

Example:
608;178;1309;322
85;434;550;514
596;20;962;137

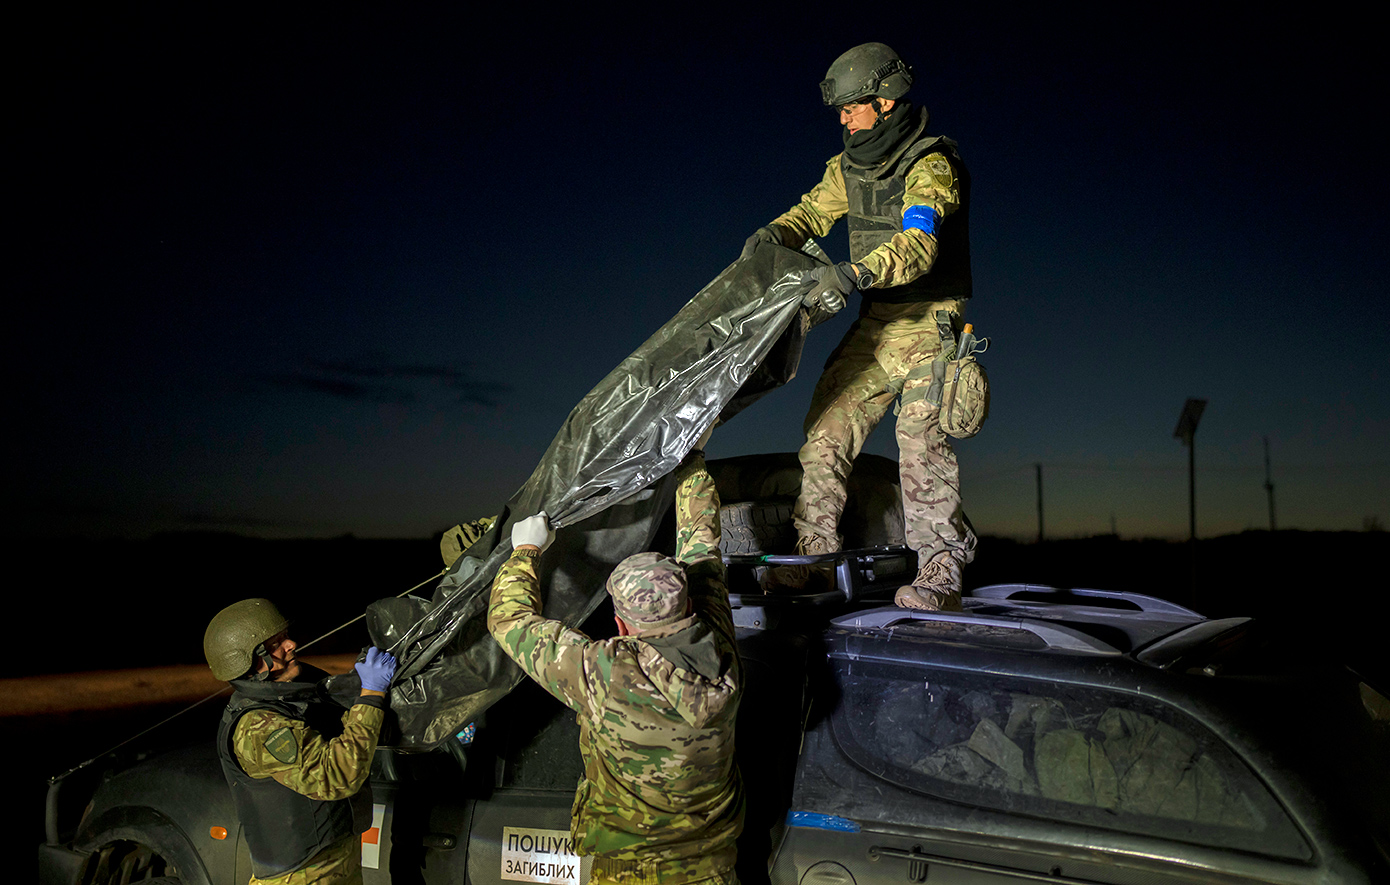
819;42;913;106
204;598;289;681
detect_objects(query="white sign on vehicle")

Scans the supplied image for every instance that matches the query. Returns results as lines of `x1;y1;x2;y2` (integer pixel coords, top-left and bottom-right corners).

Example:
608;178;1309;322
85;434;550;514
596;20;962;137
361;803;385;869
501;826;582;884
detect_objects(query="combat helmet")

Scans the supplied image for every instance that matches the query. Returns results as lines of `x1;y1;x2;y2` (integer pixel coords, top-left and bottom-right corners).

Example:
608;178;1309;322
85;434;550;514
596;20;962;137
820;42;913;106
204;598;289;681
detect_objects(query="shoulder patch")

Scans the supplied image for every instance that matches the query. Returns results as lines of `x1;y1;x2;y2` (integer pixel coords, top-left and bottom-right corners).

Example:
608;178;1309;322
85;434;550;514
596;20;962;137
264;726;299;764
927;156;954;185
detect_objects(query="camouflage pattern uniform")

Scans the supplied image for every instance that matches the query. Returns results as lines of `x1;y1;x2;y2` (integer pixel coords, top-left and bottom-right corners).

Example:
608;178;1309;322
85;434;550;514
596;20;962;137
488;453;743;885
774;151;960;290
247;835;361;885
225;679;385;885
440;514;497;567
770;133;977;599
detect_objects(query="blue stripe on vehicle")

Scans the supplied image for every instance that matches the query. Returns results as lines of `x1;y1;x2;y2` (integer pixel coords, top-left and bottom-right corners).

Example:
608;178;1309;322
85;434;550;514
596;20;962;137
786;811;861;832
903;205;938;235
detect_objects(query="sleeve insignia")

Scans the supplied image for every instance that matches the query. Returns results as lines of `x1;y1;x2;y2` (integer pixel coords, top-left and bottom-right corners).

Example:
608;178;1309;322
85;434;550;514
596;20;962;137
928;158;953;183
264;726;299;764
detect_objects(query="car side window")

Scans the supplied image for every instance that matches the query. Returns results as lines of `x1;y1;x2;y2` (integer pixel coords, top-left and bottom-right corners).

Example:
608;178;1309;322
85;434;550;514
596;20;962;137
831;661;1308;859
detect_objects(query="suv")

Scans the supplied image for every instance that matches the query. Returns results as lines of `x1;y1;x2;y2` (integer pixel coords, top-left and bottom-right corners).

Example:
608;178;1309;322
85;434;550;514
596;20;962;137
765;586;1389;884
38;459;1390;885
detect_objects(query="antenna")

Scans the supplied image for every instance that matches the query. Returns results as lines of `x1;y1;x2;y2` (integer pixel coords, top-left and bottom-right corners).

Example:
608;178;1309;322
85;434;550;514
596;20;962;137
1263;436;1277;531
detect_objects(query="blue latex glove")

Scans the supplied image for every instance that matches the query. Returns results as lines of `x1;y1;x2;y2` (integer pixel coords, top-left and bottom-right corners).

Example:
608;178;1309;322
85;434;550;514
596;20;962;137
356;647;397;692
511;511;556;552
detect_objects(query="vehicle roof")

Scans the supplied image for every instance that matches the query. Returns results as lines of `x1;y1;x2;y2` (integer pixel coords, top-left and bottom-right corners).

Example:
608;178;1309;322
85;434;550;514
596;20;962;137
831;583;1246;662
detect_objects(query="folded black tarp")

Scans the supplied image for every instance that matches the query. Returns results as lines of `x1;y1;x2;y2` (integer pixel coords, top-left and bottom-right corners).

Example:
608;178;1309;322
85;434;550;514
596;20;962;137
360;242;828;749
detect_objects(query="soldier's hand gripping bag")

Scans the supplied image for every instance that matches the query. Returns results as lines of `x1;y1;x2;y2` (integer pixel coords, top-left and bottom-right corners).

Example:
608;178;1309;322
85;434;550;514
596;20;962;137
939;351;990;439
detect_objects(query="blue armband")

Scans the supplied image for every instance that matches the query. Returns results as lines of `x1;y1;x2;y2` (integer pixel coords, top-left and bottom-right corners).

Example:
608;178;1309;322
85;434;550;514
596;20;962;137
903;205;939;236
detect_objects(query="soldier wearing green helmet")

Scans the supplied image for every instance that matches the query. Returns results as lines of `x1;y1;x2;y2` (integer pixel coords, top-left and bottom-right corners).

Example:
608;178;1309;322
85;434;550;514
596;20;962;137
487;424;743;885
744;42;978;612
205;598;397;884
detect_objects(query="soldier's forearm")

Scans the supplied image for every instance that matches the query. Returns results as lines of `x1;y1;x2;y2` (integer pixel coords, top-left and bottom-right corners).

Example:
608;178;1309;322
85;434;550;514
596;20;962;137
857;226;939;288
674;453;721;564
487;549;544;642
484;551;592;713
277;705;384;801
771;203;835;245
772;156;847;246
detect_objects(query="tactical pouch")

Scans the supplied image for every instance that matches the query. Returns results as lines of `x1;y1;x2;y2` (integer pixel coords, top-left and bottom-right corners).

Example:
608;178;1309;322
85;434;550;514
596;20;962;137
898;312;991;439
939;354;990;438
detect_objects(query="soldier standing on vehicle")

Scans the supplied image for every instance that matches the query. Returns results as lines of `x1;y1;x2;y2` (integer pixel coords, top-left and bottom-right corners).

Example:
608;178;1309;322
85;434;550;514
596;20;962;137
204;598;396;885
744;42;977;611
488;427;744;885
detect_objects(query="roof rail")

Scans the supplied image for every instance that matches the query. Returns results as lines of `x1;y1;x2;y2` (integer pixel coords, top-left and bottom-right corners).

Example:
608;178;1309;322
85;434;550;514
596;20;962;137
832;607;1123;656
1134;617;1252;669
970;584;1201;617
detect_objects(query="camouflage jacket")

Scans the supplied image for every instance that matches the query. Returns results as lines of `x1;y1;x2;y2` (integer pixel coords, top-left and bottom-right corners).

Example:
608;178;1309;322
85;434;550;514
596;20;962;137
219;668;385;878
772;140;964;293
232;703;384;798
487;453;744;882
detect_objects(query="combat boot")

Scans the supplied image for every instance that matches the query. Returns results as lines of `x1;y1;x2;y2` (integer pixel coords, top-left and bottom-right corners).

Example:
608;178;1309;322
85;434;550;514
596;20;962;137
894;554;965;612
761;533;838;592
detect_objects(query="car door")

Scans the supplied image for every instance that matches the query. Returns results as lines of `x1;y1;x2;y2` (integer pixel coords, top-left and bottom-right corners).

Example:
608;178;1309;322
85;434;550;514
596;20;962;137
461;679;590;885
773;637;1316;884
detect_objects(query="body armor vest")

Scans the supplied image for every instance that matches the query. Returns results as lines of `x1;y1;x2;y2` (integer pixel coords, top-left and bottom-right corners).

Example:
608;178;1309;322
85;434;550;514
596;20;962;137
216;666;369;879
843;122;972;304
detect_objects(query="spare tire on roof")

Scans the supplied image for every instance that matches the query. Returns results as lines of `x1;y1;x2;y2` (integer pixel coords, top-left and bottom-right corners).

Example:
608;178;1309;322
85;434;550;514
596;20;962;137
707;452;905;554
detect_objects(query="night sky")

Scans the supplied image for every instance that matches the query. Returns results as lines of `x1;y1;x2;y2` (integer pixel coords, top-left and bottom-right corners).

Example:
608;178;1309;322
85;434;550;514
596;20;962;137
12;7;1388;543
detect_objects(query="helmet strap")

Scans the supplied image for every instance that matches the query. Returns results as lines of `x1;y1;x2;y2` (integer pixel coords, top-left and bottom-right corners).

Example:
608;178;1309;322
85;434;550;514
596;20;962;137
251;643;276;682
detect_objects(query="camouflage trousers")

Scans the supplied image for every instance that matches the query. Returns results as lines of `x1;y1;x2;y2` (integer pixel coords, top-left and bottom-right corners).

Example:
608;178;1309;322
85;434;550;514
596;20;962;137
795;298;977;568
587;856;738;885
249;834;361;885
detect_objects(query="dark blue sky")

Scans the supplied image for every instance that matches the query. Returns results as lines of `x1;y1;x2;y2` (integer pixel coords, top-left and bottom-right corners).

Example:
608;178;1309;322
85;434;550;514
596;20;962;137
11;7;1388;541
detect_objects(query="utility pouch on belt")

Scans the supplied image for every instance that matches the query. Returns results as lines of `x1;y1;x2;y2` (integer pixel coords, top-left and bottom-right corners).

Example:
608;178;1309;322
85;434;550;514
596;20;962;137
899;310;991;439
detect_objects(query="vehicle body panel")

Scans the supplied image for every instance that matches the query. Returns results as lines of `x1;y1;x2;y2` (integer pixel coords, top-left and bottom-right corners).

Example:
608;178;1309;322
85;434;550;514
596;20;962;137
40;579;1388;885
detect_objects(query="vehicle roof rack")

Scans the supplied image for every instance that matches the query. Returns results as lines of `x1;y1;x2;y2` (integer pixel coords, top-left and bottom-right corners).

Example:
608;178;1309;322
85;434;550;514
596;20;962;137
970;584;1201;617
1134;617;1252;669
831;607;1124;656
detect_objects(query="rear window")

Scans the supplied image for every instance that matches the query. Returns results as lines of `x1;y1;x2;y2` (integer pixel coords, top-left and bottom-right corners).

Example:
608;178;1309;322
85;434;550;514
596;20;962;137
831;661;1308;858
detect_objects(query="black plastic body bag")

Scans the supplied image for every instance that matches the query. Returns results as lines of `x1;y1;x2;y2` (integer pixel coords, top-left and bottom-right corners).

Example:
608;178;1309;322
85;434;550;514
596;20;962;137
357;242;827;749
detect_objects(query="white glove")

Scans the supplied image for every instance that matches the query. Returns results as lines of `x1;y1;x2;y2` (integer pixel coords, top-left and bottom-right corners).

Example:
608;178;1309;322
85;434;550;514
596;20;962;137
511;511;555;552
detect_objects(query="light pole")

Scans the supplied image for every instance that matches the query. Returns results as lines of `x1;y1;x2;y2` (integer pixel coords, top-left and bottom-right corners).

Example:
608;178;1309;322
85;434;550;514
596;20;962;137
1035;463;1044;544
1173;398;1207;605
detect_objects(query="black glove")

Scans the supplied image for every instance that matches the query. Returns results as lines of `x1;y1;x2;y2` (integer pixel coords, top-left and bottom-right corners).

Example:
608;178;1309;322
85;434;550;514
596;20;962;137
793;262;862;314
740;224;785;261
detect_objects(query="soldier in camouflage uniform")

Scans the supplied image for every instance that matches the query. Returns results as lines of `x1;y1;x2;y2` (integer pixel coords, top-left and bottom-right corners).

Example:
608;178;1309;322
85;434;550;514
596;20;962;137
439;514;497;567
745;43;977;611
488;437;744;885
205;598;396;885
